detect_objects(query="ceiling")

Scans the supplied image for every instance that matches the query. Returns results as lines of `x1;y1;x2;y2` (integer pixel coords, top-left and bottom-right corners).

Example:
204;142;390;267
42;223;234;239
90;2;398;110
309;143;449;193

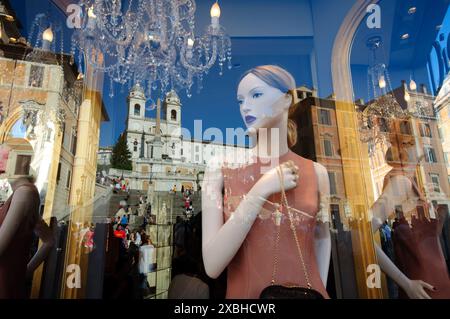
351;0;450;68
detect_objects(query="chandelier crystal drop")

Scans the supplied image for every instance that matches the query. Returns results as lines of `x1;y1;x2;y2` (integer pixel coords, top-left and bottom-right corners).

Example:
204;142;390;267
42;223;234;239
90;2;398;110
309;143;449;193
70;0;232;99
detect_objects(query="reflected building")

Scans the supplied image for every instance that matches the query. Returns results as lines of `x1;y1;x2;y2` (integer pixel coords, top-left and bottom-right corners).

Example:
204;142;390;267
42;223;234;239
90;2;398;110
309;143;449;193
434;74;450;188
364;81;450;209
289;87;359;299
0;1;109;222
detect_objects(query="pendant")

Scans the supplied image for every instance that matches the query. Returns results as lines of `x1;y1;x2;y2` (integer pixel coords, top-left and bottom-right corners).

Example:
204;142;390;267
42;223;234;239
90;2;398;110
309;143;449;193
273;208;283;226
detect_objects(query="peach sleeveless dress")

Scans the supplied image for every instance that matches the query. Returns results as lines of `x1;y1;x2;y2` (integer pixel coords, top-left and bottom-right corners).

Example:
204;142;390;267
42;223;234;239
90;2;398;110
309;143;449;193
222;150;329;299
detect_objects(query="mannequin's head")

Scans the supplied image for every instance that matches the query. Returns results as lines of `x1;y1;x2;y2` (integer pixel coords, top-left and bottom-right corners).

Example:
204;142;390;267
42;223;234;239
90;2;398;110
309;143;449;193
237;65;297;147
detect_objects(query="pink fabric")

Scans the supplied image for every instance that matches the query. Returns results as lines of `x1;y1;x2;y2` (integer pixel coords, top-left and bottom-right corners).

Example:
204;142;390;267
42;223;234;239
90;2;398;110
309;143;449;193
222;151;329;299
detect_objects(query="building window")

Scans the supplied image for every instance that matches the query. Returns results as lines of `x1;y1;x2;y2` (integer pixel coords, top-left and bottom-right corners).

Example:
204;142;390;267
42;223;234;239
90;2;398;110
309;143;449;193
29;65;44;88
400;121;412;135
430;173;440;192
15;155;32;176
70;133;77;155
56;163;62;184
379;118;390;132
66;170;71;189
181;148;183;155
330;204;340;229
323;139;333;157
318;109;331;125
328;171;337;195
133;146;138;152
134;104;141;116
444;152;450;167
419;123;432;138
61;122;66;146
196;145;199;152
424;147;437;163
195;155;199;162
171;109;177;120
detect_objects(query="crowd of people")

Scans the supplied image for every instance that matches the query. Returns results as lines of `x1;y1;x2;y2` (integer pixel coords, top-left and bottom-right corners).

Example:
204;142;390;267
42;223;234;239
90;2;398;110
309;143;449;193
105;200;156;299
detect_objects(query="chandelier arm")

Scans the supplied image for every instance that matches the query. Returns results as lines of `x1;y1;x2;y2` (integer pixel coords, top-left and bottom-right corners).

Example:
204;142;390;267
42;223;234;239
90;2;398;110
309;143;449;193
179;39;218;73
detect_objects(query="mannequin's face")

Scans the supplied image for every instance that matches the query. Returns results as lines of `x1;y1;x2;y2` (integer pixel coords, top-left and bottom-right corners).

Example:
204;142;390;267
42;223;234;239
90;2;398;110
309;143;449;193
237;73;291;130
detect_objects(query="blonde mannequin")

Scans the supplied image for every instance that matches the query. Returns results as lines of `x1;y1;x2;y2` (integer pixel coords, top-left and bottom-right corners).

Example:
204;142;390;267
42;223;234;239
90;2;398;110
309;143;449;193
202;65;331;298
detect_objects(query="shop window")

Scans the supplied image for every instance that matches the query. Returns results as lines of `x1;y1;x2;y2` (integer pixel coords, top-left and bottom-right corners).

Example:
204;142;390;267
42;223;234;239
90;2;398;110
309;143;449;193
318;109;331;125
328;171;337;195
419;123;432;138
134;104;141;116
323;139;333;157
424;147;437;163
14;155;31;176
430;173;440;193
28;65;44;88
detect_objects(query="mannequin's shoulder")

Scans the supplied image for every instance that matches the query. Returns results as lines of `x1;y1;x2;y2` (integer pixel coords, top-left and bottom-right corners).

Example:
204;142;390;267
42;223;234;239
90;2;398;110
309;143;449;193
312;162;330;193
14;184;39;198
312;162;328;177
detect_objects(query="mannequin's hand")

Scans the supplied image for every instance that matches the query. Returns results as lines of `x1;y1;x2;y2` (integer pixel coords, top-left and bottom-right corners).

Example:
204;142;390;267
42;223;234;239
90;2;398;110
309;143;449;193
404;279;435;299
253;160;299;198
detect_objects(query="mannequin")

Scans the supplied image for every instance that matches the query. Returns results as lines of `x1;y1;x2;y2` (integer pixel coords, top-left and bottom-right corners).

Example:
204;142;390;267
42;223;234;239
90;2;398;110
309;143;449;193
0;174;54;298
202;65;331;298
370;131;450;299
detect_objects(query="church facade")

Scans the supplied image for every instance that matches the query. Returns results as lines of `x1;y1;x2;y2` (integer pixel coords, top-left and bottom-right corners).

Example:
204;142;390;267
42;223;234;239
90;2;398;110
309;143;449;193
121;85;249;193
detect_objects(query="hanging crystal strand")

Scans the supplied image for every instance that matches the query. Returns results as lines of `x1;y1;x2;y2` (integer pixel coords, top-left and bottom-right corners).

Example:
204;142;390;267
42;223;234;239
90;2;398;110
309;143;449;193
196;74;203;94
60;26;65;65
227;47;232;70
109;77;114;98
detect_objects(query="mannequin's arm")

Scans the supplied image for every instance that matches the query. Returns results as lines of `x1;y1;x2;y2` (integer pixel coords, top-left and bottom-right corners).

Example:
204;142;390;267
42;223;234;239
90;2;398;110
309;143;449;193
0;187;33;257
370;180;434;299
313;162;331;286
201;166;267;279
27;218;55;276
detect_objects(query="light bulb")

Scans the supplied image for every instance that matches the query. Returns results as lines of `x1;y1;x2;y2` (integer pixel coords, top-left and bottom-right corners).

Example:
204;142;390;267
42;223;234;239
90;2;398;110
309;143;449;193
42;27;54;42
88;7;96;18
409;79;417;91
187;38;194;48
210;2;221;18
404;91;410;102
378;75;386;89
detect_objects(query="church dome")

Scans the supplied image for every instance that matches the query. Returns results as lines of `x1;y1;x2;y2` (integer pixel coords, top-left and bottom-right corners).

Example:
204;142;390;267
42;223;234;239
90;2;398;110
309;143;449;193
129;83;146;99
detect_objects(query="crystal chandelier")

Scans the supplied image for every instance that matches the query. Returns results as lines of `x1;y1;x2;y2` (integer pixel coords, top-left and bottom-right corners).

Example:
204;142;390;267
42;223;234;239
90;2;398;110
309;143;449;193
358;36;409;149
70;0;232;99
